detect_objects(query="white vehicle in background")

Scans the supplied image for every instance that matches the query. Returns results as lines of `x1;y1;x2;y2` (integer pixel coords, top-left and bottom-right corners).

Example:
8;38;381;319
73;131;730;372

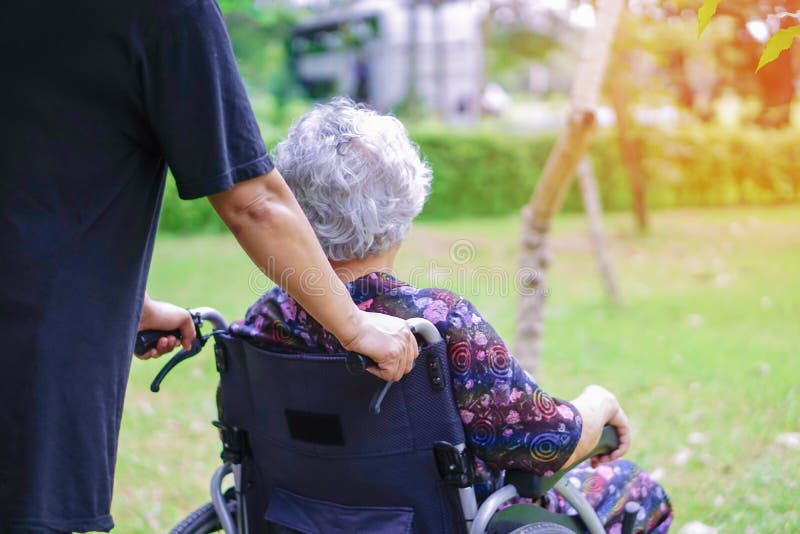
288;0;484;123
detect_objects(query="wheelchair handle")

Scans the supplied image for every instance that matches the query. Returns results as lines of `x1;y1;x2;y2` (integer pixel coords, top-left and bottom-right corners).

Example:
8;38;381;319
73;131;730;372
408;317;443;344
345;318;441;374
591;424;620;457
148;308;228;393
346;318;441;415
550;424;619;485
135;307;228;356
134;328;183;356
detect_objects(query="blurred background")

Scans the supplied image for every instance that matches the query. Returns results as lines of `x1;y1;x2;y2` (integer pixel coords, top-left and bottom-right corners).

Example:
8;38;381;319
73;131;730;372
116;1;800;533
159;0;800;231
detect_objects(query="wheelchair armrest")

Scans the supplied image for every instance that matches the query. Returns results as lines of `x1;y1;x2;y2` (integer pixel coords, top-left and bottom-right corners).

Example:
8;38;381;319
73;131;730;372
506;425;619;499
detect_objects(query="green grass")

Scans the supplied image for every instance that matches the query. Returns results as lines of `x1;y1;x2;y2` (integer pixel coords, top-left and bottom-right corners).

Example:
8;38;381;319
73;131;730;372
114;205;800;532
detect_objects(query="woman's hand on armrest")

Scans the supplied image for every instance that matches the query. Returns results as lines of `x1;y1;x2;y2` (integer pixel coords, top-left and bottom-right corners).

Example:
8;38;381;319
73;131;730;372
566;385;631;468
591;395;631;467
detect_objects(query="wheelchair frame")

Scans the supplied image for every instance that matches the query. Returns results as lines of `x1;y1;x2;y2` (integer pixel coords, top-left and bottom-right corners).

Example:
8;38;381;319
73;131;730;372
158;308;630;534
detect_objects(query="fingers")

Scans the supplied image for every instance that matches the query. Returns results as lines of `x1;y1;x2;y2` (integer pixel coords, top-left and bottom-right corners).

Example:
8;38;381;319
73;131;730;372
612;427;632;461
399;326;418;380
366;327;417;382
376;323;415;382
135;348;156;360
388;345;406;382
179;312;197;350
402;326;417;377
134;335;182;360
597;406;632;465
366;365;397;382
365;358;402;382
344;312;420;382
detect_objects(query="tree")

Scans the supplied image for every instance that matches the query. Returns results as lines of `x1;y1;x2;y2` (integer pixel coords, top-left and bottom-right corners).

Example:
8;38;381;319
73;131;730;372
515;0;625;369
605;17;652;232
577;156;622;306
698;0;800;59
699;0;800;126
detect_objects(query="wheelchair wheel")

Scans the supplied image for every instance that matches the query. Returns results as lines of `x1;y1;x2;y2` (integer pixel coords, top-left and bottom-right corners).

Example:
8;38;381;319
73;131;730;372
509;523;578;534
170;490;238;534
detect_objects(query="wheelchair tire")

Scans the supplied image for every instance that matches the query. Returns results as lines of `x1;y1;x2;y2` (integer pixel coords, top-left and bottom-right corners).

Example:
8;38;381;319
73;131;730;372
509;523;578;534
170;492;238;534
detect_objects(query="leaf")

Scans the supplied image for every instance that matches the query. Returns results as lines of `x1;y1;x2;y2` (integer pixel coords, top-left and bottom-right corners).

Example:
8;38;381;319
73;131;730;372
757;25;800;71
697;0;723;37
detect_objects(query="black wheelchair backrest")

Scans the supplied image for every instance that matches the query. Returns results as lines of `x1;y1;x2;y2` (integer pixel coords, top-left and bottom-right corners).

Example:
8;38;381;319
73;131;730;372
214;331;471;534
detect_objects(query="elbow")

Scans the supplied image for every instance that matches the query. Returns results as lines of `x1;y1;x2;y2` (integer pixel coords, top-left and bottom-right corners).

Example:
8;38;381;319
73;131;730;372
225;194;290;237
211;172;297;237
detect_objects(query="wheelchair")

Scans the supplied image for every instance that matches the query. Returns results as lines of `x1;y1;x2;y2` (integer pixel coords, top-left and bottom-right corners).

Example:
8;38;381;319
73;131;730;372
140;308;640;534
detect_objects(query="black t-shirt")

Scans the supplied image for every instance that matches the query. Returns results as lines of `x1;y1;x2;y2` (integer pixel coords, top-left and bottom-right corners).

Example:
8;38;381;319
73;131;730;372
0;1;273;531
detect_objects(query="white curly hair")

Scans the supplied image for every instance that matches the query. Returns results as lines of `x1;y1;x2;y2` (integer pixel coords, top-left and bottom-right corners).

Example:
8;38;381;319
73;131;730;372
274;98;432;261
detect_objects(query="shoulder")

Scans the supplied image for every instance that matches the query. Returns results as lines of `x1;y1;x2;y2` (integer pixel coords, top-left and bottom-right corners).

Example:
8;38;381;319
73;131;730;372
146;0;209;19
381;284;468;328
244;286;288;316
139;0;223;41
411;287;464;307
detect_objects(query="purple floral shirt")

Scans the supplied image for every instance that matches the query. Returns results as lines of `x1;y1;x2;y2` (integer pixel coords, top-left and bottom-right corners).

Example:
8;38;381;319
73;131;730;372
230;272;582;477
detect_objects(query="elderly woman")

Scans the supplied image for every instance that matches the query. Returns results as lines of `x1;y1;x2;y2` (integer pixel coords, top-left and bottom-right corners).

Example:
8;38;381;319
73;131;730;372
231;99;672;533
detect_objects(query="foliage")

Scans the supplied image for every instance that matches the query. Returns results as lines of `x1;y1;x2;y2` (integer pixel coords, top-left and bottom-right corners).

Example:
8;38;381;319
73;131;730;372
480;0;572;91
413;129;556;219
636;124;800;206
698;0;800;71
156;125;800;233
158;175;229;234
697;0;723;37
486;30;559;89
607;1;797;126
219;6;306;131
757;24;800;70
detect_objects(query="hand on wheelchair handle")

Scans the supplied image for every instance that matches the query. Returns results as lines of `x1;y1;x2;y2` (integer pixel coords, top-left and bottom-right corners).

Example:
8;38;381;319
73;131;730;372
135;320;195;359
134;329;183;358
341;311;419;382
591;404;631;468
135;300;198;359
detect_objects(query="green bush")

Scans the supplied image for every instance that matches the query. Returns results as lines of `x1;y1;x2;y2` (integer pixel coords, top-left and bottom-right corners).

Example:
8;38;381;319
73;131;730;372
413;129;557;219
636;126;800;208
156;124;800;233
158;176;229;234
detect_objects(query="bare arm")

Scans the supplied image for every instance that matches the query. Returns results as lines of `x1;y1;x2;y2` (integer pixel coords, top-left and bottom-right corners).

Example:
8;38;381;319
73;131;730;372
208;169;417;381
565;384;631;467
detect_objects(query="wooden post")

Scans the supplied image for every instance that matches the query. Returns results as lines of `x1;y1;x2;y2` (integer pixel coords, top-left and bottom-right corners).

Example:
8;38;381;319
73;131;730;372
515;0;624;370
577;156;622;306
609;79;649;232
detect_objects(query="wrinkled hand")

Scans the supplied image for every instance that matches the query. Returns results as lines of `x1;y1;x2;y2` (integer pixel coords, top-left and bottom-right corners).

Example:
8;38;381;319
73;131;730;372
592;395;632;467
341;311;418;382
136;295;196;360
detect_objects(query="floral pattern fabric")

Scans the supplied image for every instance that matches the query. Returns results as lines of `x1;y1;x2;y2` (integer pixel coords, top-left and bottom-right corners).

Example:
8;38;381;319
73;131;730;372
544;459;672;533
230;272;672;533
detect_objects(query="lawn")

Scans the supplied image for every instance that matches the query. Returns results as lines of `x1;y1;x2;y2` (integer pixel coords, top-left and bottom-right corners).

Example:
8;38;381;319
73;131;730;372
113;205;800;533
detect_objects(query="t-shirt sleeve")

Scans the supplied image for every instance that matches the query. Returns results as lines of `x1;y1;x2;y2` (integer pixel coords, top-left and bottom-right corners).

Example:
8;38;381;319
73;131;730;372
445;297;583;476
142;0;274;200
